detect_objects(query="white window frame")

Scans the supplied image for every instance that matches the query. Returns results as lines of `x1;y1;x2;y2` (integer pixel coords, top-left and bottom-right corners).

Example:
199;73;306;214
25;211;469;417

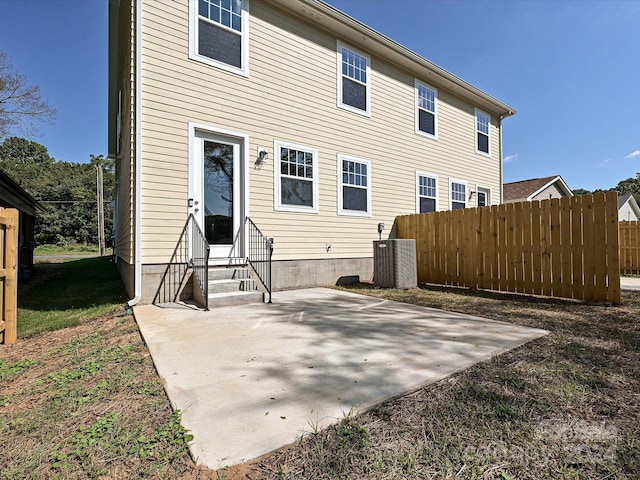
336;41;371;117
414;80;438;139
475;108;491;156
449;178;468;210
337;154;372;217
189;0;250;77
415;171;438;213
476;185;491;207
273;140;319;214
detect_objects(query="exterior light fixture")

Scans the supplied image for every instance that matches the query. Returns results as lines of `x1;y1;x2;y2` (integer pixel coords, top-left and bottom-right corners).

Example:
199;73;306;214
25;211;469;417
256;147;268;166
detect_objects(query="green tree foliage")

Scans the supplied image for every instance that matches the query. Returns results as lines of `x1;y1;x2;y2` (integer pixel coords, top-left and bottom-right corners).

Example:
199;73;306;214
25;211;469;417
572;188;591;196
572;174;640;203
613;175;640;203
0;137;113;246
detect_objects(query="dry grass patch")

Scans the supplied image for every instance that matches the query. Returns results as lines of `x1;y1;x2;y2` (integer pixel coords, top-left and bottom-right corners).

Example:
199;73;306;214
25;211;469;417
0;313;194;479
217;285;639;480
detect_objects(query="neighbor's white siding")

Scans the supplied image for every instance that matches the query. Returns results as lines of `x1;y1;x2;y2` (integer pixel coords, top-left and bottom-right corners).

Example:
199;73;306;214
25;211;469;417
619;200;640;221
531;183;568;201
138;0;503;263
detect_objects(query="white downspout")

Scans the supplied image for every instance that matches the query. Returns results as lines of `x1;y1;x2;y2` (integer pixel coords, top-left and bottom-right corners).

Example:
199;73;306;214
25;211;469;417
128;0;143;307
499;114;505;205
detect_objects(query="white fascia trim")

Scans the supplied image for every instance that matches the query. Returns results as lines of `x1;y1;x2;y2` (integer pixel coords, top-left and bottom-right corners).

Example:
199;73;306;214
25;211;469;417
499;115;504;204
188;0;250;77
629;196;640;218
449;177;468;210
128;0;143;307
415;170;439;213
273;139;320;214
337;153;372;217
526;176;573;201
414;79;438;140
474;108;491;157
336;40;371;117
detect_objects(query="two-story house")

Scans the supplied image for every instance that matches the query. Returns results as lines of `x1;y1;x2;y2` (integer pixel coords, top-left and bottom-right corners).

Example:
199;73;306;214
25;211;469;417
108;0;515;306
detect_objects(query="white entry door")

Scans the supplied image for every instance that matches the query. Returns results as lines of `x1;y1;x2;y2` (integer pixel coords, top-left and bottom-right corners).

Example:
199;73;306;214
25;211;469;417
190;131;242;260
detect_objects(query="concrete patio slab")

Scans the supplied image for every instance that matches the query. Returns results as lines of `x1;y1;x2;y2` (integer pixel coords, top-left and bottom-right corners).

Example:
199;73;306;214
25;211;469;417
134;288;547;470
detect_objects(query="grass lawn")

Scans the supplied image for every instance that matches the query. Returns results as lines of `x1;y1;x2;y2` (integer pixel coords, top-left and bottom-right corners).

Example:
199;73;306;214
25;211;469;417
34;243;100;256
1;257;195;479
2;267;639;479
17;257;128;338
222;285;640;480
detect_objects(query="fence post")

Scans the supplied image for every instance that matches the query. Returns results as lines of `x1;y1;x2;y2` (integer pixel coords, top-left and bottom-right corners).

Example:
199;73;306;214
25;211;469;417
1;208;19;345
605;191;621;304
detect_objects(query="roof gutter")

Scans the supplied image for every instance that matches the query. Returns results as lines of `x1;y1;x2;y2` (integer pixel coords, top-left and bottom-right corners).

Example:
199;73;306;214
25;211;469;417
128;0;143;307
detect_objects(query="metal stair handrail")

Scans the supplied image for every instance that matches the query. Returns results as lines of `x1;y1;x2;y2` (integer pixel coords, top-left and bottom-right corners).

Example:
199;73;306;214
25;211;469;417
189;213;210;310
246;217;273;303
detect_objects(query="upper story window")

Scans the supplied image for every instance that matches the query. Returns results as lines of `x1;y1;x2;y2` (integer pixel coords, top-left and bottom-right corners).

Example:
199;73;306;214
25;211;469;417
189;0;249;76
475;109;490;155
337;41;371;117
338;155;371;216
416;172;438;213
274;140;319;214
450;179;467;210
415;81;437;138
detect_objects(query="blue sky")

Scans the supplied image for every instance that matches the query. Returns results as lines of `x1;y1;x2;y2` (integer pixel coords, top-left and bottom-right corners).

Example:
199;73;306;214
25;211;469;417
1;0;638;191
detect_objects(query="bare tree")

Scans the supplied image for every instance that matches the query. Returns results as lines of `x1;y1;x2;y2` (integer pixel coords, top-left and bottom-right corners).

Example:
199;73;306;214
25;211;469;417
0;50;56;138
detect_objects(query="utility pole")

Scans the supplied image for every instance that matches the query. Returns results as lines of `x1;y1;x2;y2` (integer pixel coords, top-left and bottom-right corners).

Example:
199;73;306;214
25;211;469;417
97;165;105;256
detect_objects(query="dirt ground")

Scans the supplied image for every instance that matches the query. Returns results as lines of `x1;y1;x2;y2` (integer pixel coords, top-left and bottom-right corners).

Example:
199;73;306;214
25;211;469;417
2;285;638;479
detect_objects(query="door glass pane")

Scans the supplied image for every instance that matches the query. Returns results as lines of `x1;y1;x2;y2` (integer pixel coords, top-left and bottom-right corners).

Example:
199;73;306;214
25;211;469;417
204;140;234;245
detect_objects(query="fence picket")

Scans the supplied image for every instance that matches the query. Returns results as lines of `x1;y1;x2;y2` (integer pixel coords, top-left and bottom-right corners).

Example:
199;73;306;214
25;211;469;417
396;194;621;304
593;193;608;301
620;220;640;274
605;191;621;304
0;208;18;345
560;196;573;299
570;196;585;300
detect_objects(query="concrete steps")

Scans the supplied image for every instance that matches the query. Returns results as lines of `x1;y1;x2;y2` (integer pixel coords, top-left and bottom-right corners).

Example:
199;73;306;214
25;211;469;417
207;265;264;308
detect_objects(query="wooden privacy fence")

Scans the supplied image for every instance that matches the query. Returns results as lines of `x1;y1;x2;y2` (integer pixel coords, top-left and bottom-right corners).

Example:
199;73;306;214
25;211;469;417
0;207;19;345
619;220;640;275
396;191;620;304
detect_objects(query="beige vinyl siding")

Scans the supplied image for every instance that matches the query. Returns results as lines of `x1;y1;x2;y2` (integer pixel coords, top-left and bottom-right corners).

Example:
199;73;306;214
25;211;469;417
138;0;503;263
532;183;567;201
115;0;136;265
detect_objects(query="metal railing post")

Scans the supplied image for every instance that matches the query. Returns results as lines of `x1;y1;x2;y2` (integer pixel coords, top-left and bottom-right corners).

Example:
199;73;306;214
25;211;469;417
246;217;273;303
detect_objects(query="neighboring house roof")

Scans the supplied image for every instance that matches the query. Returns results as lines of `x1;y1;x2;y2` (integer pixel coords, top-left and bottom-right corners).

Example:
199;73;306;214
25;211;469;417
618;193;640;220
503;175;573;202
0;168;44;217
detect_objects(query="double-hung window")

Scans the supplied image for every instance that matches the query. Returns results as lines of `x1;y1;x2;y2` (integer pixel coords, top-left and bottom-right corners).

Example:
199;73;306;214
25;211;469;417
337;41;371;116
190;0;249;75
415;81;437;138
450;179;467;210
338;155;371;216
475;109;490;155
416;172;438;213
274;141;319;213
